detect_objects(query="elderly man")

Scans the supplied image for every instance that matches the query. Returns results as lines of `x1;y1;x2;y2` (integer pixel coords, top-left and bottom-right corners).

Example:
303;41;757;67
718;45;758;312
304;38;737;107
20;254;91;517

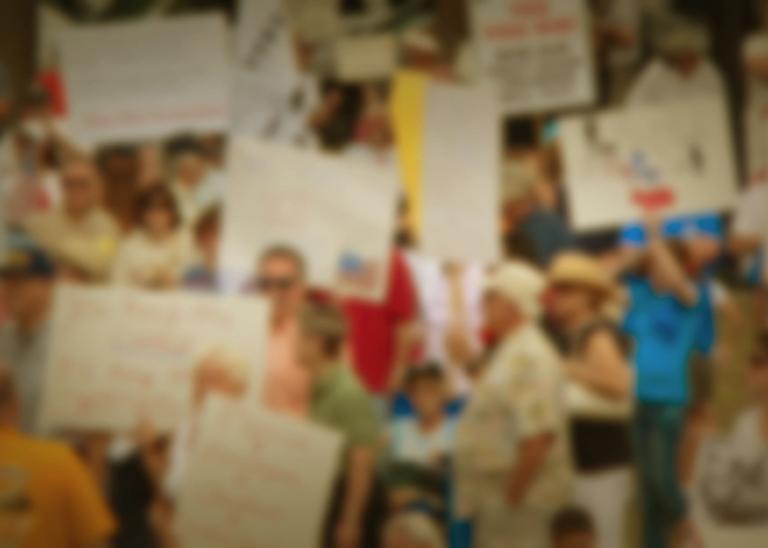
0;238;56;435
24;157;119;280
0;364;115;548
455;262;572;548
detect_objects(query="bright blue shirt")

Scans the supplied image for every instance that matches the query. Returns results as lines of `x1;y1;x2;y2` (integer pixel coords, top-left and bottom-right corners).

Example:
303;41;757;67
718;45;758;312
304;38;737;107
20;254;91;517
620;213;723;248
623;277;715;404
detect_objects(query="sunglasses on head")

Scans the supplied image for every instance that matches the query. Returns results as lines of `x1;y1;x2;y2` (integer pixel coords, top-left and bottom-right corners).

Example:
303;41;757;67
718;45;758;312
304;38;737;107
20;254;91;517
257;276;297;292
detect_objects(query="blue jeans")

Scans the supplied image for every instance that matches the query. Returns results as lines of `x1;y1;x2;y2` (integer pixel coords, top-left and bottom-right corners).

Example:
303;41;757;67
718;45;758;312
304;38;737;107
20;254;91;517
633;403;688;548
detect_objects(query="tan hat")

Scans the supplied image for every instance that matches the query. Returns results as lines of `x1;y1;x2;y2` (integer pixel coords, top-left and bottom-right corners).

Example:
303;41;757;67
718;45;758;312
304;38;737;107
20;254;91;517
548;252;617;299
484;261;546;318
502;160;536;203
654;21;710;56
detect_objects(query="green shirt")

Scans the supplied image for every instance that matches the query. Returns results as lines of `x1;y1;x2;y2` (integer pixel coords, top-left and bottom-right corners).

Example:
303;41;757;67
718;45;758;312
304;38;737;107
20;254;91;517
310;365;379;449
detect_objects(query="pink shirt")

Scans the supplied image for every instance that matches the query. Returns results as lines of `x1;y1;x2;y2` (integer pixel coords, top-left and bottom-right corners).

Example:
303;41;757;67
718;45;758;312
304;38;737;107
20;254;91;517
262;319;311;417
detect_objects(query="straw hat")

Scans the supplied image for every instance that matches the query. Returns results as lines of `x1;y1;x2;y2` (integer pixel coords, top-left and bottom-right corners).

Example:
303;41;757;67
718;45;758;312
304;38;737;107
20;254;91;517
548;252;617;299
484;261;546;318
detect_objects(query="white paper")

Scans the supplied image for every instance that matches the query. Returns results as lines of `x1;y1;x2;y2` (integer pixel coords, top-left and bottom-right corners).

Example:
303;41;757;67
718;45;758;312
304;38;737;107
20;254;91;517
41;285;269;432
469;0;596;115
58;14;231;144
335;33;398;82
176;396;342;548
220;138;399;301
421;82;500;264
560;98;738;231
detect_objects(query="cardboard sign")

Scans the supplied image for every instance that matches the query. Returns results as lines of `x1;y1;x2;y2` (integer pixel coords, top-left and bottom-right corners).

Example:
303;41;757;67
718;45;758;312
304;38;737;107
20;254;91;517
176;396;342;548
421;82;501;264
469;0;596;115
335;33;398;82
219;138;399;301
560;98;738;231
41;286;269;432
58;14;230;144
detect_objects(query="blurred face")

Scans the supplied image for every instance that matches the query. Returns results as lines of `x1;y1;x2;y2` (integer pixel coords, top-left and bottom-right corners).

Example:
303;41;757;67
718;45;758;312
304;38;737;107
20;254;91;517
749;356;768;404
483;291;520;336
671;53;701;76
61;162;100;217
143;200;175;237
197;227;219;266
554;531;596;548
257;255;305;323
547;283;598;325
408;378;445;421
176;153;207;186
1;276;52;325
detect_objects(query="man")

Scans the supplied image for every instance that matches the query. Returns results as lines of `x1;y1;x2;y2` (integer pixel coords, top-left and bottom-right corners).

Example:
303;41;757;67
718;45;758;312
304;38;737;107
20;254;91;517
455;262;572;548
24;156;119;280
0;238;55;435
0;364;115;548
252;245;312;416
298;301;381;548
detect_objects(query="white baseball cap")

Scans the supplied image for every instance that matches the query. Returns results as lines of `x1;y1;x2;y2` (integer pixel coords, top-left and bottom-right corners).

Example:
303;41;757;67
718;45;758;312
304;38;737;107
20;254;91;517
484;261;546;318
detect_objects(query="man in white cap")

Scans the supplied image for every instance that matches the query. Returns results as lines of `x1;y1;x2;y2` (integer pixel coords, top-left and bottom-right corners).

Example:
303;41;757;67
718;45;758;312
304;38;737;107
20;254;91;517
626;16;725;106
454;262;572;548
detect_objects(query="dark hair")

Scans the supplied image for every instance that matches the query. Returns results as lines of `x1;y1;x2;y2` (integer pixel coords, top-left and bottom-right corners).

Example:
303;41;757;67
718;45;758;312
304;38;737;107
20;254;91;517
194;204;221;242
0;367;15;409
299;301;347;358
133;184;181;231
404;363;446;390
751;330;768;364
259;244;306;278
551;507;595;539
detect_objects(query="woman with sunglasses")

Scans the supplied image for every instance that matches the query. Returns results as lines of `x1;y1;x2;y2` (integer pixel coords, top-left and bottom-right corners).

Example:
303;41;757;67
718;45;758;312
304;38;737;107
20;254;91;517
112;184;193;289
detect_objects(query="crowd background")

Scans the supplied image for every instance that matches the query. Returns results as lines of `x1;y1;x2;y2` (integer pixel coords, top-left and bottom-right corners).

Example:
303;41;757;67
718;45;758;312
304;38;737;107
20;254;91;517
2;1;768;548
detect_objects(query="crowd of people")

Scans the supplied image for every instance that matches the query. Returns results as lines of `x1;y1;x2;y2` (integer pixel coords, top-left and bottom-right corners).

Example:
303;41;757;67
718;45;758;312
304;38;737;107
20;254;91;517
2;2;768;548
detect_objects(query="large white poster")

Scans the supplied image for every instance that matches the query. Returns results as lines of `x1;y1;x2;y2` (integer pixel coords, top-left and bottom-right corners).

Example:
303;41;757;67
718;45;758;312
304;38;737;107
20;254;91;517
176;396;342;548
220;138;399;301
41;285;269;432
59;14;231;144
469;0;596;115
421;82;501;264
560;98;738;231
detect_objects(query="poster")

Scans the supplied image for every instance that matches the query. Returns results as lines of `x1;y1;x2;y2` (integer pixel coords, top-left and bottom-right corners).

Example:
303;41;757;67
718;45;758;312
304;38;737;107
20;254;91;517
469;0;596;115
41;285;269;432
560;98;738;231
58;14;231;144
420;82;501;264
219;138;399;301
176;396;342;548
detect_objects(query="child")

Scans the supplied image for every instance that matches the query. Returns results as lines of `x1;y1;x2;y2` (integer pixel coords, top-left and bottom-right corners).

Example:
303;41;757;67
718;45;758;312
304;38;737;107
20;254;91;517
551;507;597;548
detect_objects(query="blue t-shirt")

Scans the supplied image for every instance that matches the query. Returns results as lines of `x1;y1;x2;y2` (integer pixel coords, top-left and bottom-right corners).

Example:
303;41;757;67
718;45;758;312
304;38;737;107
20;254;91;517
623;277;715;404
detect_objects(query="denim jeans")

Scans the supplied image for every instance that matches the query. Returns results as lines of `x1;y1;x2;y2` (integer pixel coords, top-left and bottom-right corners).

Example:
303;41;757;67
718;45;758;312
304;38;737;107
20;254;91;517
632;403;688;548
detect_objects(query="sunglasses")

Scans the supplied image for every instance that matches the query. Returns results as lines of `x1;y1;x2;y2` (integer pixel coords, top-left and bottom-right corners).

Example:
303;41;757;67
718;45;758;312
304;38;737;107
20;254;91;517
257;276;297;292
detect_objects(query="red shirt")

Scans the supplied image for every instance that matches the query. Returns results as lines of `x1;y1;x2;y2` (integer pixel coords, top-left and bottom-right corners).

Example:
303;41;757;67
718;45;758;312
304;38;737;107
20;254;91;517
343;250;417;394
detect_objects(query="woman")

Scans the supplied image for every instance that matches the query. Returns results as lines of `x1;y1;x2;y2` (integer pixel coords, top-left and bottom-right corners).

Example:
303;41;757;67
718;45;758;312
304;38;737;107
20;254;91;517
112;184;193;289
545;252;633;548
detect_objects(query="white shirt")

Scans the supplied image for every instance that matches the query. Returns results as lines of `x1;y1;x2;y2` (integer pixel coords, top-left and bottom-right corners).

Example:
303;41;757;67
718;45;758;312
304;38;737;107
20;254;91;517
390;416;458;466
112;230;194;288
626;59;725;106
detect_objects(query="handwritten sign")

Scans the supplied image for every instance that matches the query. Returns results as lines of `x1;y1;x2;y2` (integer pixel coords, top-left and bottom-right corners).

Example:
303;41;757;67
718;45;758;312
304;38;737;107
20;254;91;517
560;98;738;231
58;14;230;144
421;82;501;264
469;0;596;115
41;286;269;432
219;138;399;301
176;396;342;548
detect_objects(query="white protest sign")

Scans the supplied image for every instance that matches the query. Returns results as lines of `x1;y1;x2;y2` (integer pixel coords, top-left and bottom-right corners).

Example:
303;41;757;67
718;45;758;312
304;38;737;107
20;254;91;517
690;434;768;547
176;396;342;548
560;98;738;231
41;285;269;432
220;138;398;301
469;0;596;115
421;82;501;264
59;14;230;144
335;33;398;82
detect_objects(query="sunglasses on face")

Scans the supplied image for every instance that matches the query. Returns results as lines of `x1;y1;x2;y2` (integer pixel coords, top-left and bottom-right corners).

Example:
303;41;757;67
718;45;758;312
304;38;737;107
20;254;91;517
257;276;297;292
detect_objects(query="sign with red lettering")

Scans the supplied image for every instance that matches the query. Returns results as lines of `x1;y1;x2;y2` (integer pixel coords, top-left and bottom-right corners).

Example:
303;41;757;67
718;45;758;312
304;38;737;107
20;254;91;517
58;14;231;144
40;286;269;432
560;98;738;231
176;397;342;548
469;0;596;114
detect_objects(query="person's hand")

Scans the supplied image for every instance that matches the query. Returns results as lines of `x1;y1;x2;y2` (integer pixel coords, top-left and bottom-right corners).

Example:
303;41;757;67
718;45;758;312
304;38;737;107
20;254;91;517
643;211;664;239
505;483;523;508
444;323;475;366
334;518;362;548
673;519;704;548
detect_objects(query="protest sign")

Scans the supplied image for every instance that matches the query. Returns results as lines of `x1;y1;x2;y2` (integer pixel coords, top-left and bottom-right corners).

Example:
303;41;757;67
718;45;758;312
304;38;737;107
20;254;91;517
420;82;501;264
560;98;738;231
58;14;230;144
335;33;398;82
220;138;399;301
176;396;342;548
283;0;341;44
41;286;269;432
469;0;596;115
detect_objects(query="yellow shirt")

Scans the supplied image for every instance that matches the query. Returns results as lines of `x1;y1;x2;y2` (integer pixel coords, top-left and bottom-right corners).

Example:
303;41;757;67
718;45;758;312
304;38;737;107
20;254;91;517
0;428;115;548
